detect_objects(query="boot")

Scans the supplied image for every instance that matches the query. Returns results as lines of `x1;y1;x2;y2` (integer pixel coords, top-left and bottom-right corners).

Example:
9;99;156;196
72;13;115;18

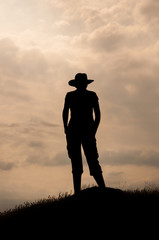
73;173;82;194
93;173;106;188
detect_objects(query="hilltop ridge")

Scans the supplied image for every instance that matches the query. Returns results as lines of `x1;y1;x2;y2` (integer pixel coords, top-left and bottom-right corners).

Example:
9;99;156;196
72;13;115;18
0;186;159;238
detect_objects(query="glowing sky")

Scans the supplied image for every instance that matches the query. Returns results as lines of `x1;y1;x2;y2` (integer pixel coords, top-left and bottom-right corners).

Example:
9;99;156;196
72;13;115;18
1;0;159;211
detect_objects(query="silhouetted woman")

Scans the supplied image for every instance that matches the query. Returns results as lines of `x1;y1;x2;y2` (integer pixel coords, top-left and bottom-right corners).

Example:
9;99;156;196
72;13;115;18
63;73;105;194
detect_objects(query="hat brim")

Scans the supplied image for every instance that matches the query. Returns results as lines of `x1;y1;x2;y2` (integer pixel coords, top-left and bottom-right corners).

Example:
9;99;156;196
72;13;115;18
69;79;94;87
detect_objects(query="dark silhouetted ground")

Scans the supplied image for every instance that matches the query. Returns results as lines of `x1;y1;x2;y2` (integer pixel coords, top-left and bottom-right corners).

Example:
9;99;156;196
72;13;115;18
0;186;159;238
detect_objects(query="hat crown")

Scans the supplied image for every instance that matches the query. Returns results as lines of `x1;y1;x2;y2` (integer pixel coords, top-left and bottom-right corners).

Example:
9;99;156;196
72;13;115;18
75;73;88;82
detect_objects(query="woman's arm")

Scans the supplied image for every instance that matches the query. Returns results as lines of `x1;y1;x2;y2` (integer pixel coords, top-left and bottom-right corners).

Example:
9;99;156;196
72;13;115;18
62;95;69;134
93;99;101;135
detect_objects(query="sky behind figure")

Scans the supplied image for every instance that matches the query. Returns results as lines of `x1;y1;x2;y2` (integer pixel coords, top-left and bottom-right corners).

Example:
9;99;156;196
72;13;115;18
0;0;159;211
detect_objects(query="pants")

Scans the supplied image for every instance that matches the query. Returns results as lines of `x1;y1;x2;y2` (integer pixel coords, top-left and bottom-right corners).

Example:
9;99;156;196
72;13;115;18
66;130;102;176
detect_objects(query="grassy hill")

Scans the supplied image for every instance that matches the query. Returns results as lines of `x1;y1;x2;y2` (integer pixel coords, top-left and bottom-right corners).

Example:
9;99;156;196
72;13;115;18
0;186;159;238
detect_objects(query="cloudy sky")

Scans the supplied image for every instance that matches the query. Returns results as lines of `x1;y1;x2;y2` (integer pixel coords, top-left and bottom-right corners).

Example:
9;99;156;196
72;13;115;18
1;0;159;211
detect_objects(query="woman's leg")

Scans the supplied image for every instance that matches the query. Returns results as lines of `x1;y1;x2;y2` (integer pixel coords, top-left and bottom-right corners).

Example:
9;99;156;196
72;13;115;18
72;172;82;194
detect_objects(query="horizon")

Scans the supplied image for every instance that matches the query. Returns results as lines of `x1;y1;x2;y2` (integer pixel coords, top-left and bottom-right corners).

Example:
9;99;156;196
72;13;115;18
1;0;159;212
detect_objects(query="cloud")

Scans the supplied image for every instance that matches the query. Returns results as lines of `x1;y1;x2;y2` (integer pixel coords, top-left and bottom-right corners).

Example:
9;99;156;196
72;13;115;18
0;117;61;170
0;37;73;121
28;141;45;148
0;38;34;104
86;23;126;52
107;171;125;186
72;22;151;54
107;171;124;178
139;0;159;25
52;152;69;166
0;161;16;171
101;150;159;168
26;151;68;167
29;118;59;128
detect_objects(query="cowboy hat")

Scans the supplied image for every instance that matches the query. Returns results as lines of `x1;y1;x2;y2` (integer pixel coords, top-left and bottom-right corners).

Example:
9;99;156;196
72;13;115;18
68;73;94;87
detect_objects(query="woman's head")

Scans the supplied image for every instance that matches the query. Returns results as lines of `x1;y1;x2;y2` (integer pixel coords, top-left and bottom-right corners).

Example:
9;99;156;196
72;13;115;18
68;73;94;90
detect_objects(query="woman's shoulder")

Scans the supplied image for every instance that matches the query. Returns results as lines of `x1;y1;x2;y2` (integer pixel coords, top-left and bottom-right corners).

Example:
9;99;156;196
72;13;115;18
86;90;99;99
